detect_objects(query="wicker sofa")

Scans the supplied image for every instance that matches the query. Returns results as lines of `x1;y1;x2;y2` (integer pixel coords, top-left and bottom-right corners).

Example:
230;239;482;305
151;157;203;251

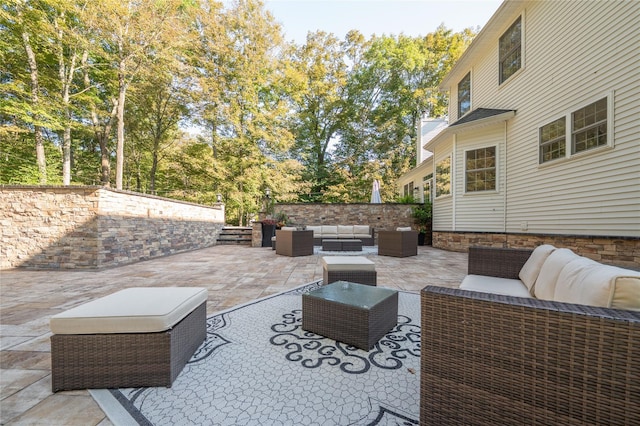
305;225;375;246
420;246;640;425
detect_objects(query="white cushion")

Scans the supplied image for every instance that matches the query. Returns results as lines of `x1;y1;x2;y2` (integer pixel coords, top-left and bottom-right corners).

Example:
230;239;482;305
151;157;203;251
396;227;412;232
322;225;337;234
534;248;581;300
50;287;207;334
353;234;372;239
460;275;532;298
353;225;370;235
519;244;556;294
337;225;354;235
306;225;321;236
553;260;640;310
281;226;297;231
321;256;375;271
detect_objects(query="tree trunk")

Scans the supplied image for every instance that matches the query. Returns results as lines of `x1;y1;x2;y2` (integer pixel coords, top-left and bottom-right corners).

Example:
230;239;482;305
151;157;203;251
83;50;115;186
116;59;127;189
22;31;47;184
56;13;78;185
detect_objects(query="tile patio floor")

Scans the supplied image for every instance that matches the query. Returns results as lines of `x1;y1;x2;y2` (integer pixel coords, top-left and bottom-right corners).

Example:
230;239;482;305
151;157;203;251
0;244;468;425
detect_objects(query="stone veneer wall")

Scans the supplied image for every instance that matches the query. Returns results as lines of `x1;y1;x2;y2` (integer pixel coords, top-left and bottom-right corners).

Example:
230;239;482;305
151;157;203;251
1;186;225;270
251;203;419;247
433;231;640;269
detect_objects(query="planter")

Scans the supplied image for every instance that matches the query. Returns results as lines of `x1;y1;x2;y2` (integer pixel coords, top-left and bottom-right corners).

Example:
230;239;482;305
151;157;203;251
419;224;433;246
261;224;277;247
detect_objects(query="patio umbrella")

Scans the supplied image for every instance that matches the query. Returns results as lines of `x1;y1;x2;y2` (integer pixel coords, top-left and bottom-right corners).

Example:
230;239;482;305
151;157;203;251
370;179;382;203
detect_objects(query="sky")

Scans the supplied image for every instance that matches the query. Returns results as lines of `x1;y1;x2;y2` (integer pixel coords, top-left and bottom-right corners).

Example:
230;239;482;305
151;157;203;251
263;0;504;44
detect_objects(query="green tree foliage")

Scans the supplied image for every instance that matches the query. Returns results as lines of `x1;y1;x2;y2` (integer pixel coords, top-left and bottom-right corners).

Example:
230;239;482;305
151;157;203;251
1;0;476;221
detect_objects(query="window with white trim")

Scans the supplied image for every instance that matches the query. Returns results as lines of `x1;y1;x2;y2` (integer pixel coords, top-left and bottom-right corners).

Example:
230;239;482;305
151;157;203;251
538;95;611;164
435;156;451;198
539;117;566;163
465;147;496;192
499;17;521;84
423;173;433;203
458;72;471;117
572;97;607;154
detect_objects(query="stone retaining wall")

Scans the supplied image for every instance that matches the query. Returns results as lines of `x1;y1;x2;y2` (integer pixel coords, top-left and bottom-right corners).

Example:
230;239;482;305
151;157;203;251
1;186;225;269
434;231;640;268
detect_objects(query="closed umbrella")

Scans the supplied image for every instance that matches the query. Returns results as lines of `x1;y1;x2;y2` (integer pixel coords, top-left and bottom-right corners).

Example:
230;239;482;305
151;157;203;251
370;179;382;203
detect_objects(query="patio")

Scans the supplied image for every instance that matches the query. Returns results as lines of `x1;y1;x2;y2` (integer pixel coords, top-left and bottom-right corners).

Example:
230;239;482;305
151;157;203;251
0;244;468;425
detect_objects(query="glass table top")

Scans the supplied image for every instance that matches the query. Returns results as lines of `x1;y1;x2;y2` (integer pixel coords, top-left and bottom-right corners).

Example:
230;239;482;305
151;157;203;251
305;281;397;310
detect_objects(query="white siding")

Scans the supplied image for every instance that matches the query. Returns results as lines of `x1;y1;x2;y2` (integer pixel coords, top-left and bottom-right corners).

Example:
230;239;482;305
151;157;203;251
432;139;454;231
454;126;506;232
442;0;640;237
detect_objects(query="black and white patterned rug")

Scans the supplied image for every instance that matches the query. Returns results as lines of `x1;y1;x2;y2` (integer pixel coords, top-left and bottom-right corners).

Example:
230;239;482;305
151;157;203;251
90;281;421;425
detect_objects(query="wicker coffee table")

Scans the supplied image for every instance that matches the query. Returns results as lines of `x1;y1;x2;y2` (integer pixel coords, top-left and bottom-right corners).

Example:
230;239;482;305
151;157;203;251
321;239;363;251
302;281;398;350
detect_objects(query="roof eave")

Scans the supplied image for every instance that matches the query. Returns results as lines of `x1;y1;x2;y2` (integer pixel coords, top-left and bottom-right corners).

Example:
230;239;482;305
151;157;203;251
423;110;516;151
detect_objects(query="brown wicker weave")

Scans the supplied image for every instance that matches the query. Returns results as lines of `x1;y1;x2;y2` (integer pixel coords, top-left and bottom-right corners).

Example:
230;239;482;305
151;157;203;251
51;302;206;392
324;269;377;286
321;239;363;251
377;230;418;257
275;230;314;257
302;281;398;350
420;247;640;425
467;246;533;278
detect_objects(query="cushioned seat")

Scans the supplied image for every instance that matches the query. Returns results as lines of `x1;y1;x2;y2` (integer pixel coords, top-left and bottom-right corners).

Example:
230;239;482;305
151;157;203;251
50;287;207;334
322;256;377;285
50;287;207;392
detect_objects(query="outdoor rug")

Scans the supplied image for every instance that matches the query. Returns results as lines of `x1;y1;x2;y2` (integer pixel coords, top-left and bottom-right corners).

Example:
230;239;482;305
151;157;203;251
90;280;421;425
314;246;379;256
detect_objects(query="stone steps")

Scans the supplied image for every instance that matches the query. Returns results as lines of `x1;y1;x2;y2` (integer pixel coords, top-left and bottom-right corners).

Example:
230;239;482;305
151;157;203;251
217;226;253;246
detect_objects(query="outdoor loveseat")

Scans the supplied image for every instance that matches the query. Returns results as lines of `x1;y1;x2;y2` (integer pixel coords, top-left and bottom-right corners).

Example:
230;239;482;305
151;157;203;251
305;225;375;246
421;245;640;425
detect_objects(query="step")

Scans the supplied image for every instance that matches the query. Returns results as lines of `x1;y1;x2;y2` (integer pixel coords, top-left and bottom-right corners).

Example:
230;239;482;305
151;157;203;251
217;226;252;246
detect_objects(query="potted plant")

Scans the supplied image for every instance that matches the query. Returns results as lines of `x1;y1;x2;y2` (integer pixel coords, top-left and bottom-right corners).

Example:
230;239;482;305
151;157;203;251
412;202;432;246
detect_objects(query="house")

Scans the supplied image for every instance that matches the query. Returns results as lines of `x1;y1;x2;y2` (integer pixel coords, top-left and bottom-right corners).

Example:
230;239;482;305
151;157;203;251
398;117;447;202
400;0;640;265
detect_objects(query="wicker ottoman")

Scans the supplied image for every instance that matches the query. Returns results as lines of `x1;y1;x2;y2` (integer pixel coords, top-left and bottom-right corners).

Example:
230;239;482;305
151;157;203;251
302;281;398;350
50;287;207;392
321;256;377;286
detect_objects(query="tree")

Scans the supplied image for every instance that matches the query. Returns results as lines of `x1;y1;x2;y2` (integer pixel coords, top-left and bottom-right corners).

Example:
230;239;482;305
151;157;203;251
88;0;191;189
288;31;350;201
1;0;57;183
192;0;299;224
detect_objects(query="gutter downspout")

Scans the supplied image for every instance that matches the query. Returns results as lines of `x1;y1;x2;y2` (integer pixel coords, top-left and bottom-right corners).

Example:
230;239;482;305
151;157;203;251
503;121;508;246
452;134;457;232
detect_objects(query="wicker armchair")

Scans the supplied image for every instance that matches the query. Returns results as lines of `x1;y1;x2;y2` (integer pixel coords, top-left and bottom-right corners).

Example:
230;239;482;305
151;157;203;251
275;229;313;257
377;230;418;257
420;247;640;425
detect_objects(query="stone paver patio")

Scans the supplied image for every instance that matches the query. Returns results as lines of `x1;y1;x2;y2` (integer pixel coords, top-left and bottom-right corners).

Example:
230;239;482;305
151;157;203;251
0;244;467;425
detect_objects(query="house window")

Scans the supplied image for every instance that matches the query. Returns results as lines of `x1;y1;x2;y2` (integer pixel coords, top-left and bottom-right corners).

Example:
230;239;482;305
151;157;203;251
465;147;496;192
539;117;566;163
435;156;451;198
403;182;414;197
423;173;433;203
458;72;471;117
499;16;521;84
572;97;607;154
